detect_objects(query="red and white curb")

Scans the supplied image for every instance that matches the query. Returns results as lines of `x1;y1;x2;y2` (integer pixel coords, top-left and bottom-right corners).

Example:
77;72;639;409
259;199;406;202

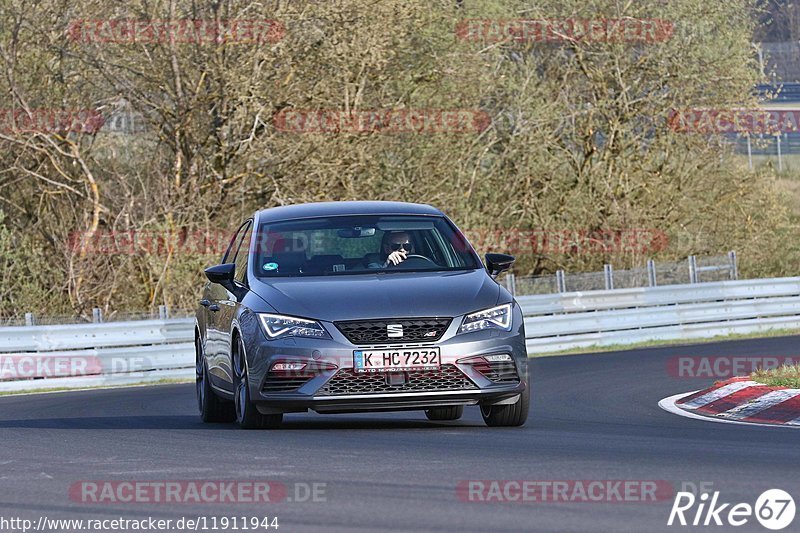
659;377;800;428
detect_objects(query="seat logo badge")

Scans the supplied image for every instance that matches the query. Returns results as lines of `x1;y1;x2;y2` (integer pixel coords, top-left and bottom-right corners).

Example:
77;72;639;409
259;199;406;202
387;324;403;338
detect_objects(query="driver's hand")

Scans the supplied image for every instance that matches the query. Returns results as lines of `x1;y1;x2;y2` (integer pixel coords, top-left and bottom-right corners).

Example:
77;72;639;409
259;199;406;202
385;250;407;266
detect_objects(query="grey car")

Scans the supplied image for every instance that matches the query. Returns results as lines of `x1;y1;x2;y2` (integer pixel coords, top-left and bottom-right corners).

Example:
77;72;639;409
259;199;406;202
195;201;529;429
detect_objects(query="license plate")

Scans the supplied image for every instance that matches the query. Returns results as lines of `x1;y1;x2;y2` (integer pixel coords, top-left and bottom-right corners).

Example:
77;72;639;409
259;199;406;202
353;348;441;373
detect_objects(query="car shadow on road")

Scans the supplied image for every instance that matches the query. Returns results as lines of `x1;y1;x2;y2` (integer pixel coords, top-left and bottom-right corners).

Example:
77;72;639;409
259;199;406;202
277;416;485;430
0;415;485;431
0;416;231;430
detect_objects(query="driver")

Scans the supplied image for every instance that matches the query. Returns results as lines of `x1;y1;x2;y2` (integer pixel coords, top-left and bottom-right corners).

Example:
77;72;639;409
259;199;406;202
365;231;415;268
382;231;415;267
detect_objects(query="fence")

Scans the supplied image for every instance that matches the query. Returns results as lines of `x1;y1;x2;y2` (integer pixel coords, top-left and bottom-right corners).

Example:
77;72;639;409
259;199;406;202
0;305;194;328
521;276;800;354
724;76;800;168
506;252;737;296
728;131;800;171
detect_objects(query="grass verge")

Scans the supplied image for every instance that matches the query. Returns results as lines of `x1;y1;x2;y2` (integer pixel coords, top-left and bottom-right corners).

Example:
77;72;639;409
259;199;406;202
752;365;800;388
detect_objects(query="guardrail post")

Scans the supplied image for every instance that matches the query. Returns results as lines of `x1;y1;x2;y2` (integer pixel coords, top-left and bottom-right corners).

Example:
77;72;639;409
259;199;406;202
746;135;753;169
647;259;657;287
688;255;698;284
728;251;738;280
603;264;614;290
24;312;35;326
504;274;516;297
556;270;566;293
159;305;169;319
92;308;103;323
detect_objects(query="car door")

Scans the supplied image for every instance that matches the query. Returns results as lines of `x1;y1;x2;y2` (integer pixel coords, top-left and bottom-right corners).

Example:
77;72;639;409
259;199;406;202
206;220;250;388
213;220;253;392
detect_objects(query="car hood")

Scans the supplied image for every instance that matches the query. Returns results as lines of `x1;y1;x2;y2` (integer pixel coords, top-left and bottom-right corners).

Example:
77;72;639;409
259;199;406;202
249;269;501;321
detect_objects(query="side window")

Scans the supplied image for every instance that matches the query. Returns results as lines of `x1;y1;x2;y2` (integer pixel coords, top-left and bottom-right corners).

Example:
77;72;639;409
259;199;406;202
222;221;250;264
233;222;253;284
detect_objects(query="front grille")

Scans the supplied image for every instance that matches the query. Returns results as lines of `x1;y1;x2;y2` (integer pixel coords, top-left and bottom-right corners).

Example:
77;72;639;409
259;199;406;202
316;364;476;396
335;317;451;345
262;376;313;393
462;357;520;384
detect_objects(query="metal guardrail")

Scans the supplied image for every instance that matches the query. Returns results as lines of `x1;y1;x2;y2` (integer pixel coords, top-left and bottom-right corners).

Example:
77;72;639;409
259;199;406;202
755;83;800;102
1;277;799;391
522;277;800;353
0;318;195;391
0;318;193;352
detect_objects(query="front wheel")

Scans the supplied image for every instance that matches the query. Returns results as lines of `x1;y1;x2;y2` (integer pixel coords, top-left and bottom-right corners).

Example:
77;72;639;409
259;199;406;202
233;336;283;430
197;339;235;423
481;386;529;427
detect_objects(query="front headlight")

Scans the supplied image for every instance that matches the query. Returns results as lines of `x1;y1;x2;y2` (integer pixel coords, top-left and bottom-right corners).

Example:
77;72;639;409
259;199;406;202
258;313;329;339
458;303;513;334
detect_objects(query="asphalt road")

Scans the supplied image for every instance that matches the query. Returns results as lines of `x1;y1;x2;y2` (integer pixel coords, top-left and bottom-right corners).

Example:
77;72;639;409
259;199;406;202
1;335;799;533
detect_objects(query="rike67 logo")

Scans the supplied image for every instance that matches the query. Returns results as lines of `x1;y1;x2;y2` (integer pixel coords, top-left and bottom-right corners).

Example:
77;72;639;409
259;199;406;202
668;489;795;530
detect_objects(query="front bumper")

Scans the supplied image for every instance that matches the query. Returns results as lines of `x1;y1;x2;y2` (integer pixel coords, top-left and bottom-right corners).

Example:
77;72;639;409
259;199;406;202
255;385;525;414
241;305;529;414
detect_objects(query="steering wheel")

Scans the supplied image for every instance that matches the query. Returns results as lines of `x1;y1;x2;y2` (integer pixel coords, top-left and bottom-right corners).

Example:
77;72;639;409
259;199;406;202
386;254;438;268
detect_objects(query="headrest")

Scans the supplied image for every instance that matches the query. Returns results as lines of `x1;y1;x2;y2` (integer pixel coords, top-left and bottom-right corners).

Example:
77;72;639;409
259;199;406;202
271;236;306;256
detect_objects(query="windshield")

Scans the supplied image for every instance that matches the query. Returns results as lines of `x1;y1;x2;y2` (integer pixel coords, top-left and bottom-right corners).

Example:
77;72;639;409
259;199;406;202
253;215;480;277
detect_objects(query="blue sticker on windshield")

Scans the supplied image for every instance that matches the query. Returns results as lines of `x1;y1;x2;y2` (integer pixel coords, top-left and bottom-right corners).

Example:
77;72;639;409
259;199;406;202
263;262;279;271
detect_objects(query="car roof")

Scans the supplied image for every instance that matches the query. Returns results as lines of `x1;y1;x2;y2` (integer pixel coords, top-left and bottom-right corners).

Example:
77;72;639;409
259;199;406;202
254;201;444;223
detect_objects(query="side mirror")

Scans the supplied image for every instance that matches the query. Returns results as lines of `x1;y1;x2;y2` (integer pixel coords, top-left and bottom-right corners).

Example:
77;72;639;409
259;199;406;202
485;253;515;278
204;263;236;291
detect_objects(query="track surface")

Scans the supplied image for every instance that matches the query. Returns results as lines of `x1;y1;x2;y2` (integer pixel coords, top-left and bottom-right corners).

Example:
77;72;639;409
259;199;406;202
1;336;799;532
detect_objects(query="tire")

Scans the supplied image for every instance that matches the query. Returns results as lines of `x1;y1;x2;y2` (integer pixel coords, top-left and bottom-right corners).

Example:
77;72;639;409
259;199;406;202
425;405;464;421
233;335;283;430
197;340;235;423
480;386;530;427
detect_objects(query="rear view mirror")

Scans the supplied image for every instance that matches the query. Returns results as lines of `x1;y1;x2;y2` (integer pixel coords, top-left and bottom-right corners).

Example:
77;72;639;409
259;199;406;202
204;263;236;291
337;227;377;238
485;253;515;278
